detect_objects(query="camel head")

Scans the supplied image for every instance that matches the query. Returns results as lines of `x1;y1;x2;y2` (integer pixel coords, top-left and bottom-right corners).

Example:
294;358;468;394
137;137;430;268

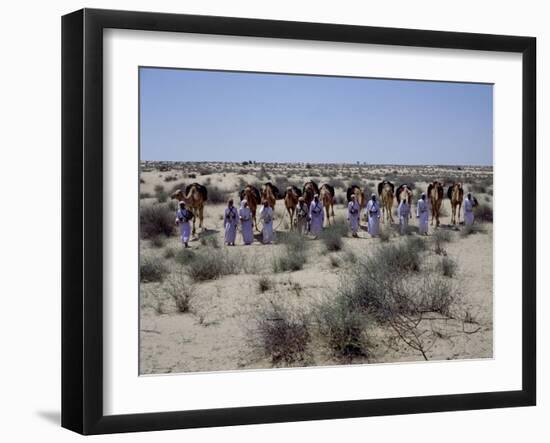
170;189;191;204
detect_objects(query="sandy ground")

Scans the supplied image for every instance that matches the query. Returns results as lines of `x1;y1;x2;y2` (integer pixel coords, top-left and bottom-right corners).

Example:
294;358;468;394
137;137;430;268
139;163;493;374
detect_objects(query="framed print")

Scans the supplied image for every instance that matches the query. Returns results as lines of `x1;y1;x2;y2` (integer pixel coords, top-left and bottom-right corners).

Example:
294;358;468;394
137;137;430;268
61;8;536;435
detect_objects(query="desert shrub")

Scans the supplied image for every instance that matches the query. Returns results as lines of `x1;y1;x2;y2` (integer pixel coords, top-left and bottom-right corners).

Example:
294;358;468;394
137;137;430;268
320;221;348;252
185;250;245;281
164;175;177;182
378;228;391;243
154;184;165;194
461;224;487;237
474;204;493;222
316;294;370;360
343;249;357;264
175;248;195;265
140;256;168;282
140;178;146;184
375;239;424;272
187;173;196;179
208;186;230;204
150;236;165;248
200;232;220;249
140;192;151;199
163;247;176;259
164;270;194;313
277;231;308;252
419;276;457;316
156;191;168;203
273;248;307;272
329;254;341;268
432;229;453;255
439;256;457;278
140;204;174;239
331;178;346;189
258;276;273;293
255;302;310;364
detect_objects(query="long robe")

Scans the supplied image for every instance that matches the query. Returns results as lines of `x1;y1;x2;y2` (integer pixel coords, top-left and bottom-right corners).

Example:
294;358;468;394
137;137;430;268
464;197;475;226
175;208;192;244
239;204;254;245
348;200;360;234
398;201;410;235
296;202;309;234
416;199;429;234
259;205;273;244
224;206;238;244
366;199;380;236
309;200;324;236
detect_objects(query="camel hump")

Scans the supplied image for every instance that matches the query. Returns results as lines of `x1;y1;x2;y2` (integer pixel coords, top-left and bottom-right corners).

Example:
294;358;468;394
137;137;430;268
185;182;208;201
321;183;335;197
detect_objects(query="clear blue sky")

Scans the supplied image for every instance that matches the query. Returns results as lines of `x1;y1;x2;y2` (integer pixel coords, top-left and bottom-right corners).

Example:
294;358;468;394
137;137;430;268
140;68;493;166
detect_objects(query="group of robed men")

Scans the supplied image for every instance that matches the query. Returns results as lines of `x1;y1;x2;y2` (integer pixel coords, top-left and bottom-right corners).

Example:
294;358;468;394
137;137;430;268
174;191;478;247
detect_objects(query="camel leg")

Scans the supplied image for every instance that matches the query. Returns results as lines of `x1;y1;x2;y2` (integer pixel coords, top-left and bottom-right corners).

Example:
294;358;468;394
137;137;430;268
192;216;196;235
199;206;204;232
331;204;335;217
458;203;462;224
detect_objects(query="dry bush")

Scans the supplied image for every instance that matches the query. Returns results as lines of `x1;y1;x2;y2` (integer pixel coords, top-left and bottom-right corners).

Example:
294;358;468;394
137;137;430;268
432;229;453;255
461;224;487;237
140;256;168;282
185;249;251;281
150;236;165;248
164;269;195;313
140;204;174;239
163;247;176;259
273;248;307;272
378;228;392;243
175;248;195;265
258;276;273;293
474;204;493;222
255;301;310;364
200;232;220;249
320;220;348;252
438;256;458;278
316;294;371;361
208;186;230;204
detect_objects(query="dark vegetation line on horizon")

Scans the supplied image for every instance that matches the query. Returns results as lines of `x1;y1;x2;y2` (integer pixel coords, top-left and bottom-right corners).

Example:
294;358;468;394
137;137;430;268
140;160;493;168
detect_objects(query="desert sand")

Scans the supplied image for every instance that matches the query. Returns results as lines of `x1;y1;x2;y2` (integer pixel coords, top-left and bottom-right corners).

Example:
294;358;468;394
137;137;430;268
139;162;493;374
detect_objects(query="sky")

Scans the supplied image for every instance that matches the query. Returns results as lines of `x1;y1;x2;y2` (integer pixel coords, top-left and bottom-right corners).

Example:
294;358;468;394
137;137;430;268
139;68;493;166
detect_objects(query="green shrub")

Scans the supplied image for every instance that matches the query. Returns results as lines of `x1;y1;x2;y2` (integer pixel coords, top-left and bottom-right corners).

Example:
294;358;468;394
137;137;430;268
175;248;195;265
185;250;245;281
140;256;168;282
317;294;370;361
140;204;174;239
320;221;348;252
150;236;165;248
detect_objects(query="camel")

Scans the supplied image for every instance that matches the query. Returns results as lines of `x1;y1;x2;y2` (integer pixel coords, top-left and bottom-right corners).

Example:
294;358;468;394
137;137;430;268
378;180;395;224
284;186;302;230
395;184;413;206
261;182;280;209
346;185;366;209
170;182;208;235
239;185;261;231
319;183;335;226
447;183;464;225
427;181;444;226
302;180;319;208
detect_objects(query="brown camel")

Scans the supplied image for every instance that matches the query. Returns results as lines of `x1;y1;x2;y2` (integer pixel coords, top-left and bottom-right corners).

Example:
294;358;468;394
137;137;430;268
284;186;302;230
346;185;366;209
302;180;319;208
378;180;395;224
261;182;280;209
319;183;335;226
427;181;444;226
395;184;413;206
239;185;261;231
447;183;464;225
170;183;208;234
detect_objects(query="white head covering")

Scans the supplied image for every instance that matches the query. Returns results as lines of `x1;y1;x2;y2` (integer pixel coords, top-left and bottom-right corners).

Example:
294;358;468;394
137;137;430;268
240;199;247;209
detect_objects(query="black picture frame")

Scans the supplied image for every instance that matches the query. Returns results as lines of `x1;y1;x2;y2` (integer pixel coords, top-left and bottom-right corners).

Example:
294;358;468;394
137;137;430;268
62;8;536;435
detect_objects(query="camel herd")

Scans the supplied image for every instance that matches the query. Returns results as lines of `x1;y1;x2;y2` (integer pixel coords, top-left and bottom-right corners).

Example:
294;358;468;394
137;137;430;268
170;179;474;234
